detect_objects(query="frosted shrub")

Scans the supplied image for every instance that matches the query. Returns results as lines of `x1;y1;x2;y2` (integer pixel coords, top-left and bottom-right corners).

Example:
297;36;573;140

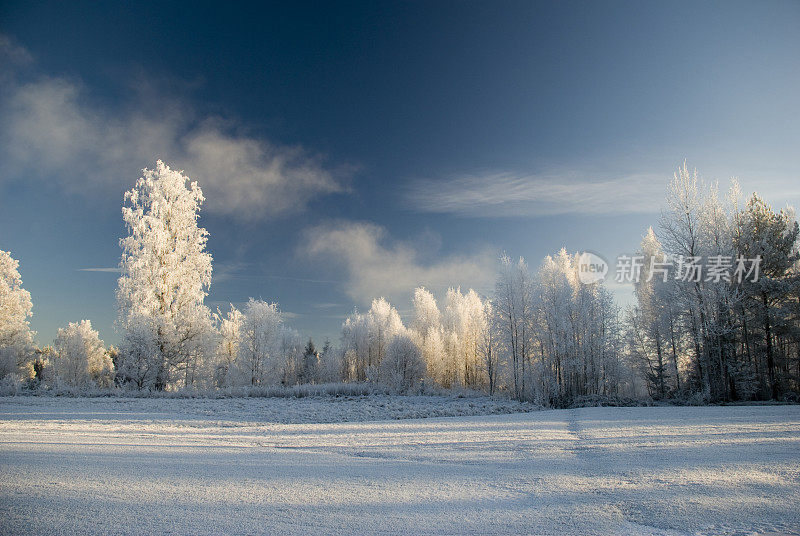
52;320;113;389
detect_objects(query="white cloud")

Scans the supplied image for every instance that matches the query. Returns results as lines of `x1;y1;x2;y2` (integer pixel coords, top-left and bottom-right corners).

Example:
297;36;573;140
405;171;667;217
302;220;496;307
0;36;344;220
181;123;343;218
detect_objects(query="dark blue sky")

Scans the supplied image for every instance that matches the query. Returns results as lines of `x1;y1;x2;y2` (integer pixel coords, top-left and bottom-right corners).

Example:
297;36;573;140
1;0;799;345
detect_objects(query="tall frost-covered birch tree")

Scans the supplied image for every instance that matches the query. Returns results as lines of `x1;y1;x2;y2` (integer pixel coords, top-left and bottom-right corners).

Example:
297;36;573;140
494;254;533;399
116;161;214;390
411;287;446;384
629;228;682;398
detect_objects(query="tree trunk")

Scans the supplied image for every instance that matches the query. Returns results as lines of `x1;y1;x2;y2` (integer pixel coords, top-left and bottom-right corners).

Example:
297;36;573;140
762;292;779;400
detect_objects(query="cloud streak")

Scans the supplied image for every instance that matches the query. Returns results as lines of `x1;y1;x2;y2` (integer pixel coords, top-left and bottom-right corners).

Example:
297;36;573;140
76;267;122;273
301;220;496;307
405;171;667;217
0;35;345;220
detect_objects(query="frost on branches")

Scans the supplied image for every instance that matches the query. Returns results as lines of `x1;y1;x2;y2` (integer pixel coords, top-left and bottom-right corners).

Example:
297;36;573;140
52;320;114;389
0;250;35;380
116;161;214;390
214;299;285;387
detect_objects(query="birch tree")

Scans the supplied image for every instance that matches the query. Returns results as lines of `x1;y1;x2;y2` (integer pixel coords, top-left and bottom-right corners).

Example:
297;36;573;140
213;305;243;387
116;161;214;390
380;332;425;392
52;320;113;388
0;250;35;379
235;299;283;386
411;287;446;383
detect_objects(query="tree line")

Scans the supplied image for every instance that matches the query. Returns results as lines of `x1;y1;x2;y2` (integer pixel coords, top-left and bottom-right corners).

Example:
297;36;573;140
0;161;797;404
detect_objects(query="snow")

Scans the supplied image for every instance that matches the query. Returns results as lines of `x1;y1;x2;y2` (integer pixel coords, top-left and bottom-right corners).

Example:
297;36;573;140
1;398;799;535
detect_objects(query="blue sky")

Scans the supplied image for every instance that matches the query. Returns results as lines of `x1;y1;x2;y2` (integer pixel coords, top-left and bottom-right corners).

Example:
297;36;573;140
1;0;799;346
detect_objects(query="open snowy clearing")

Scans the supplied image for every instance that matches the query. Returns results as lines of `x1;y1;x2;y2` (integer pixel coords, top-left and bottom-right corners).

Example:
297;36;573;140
1;399;799;535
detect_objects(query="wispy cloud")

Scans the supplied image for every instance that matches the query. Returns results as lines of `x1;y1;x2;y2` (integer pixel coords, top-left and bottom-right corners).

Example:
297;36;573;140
0;34;32;68
405;171;667;217
76;267;121;273
301;220;496;307
313;302;344;309
407;166;800;219
0;35;346;220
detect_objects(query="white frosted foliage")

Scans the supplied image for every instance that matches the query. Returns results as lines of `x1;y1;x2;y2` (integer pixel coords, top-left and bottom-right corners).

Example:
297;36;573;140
0;250;35;379
116;160;214;390
52;320;113;388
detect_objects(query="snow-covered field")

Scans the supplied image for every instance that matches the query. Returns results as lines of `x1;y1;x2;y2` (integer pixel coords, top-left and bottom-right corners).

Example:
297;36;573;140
1;398;799;535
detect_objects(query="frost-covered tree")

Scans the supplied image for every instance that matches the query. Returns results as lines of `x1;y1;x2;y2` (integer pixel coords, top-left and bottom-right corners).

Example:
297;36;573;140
411;287;446;384
380;332;425;392
317;339;340;383
733;194;800;399
116;315;159;389
490;249;627;404
278;326;303;385
52;320;113;389
340;298;405;383
629;228;682;398
0;250;35;379
116;161;214;390
443;287;488;389
367;297;405;379
479;300;502;395
653;166;756;401
494;254;534;399
631;164;800;402
211;299;310;388
299;338;320;384
657;163;718;398
341;309;370;381
235;299;283;386
213;305;243;387
530;250;625;404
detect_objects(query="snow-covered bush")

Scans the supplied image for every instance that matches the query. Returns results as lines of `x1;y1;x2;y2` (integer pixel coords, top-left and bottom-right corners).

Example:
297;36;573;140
0;372;25;396
116;315;160;389
52;320;113;389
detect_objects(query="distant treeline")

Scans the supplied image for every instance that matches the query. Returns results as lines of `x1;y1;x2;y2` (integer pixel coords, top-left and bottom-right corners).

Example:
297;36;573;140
1;162;798;405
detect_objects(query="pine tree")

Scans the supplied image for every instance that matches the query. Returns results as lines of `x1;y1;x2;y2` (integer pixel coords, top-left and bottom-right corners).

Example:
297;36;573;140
734;194;800;399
